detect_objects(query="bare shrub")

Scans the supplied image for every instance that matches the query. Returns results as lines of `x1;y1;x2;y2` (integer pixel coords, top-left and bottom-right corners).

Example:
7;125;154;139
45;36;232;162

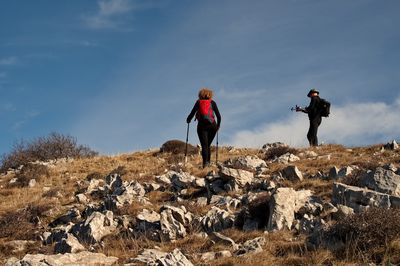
264;146;299;161
10;164;50;187
327;207;400;262
0;203;52;239
1;132;98;172
159;140;198;155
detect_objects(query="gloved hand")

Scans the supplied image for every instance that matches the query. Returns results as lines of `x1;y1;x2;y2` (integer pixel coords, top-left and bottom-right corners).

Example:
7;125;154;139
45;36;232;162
186;118;191;123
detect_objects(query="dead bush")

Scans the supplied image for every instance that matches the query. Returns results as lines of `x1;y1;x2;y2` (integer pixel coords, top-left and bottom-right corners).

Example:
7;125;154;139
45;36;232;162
159;140;198;155
326;207;400;263
0;203;52;239
264;146;299;161
1;132;97;172
10;164;50;188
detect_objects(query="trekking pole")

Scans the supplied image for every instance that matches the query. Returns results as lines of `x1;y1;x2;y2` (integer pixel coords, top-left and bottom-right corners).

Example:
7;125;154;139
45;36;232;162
184;123;189;165
216;131;219;165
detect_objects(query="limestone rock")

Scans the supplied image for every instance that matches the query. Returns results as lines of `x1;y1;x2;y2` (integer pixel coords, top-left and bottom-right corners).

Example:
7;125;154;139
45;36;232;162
156;248;194;266
72;211;117;244
383;140;399;150
219;166;255;188
332;182;400;212
235;237;266;256
136;209;161;231
75;193;89;204
200;250;232;262
208;232;237;247
359;167;400;196
159;205;192;241
54;233;85;254
281;165;303;181
225;156;267;171
273;153;300;164
201;206;235;232
267;188;312;231
9;251;118;266
332;204;355;220
131;248;193;266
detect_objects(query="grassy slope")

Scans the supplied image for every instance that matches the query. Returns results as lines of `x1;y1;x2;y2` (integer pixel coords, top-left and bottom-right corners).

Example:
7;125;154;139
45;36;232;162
1;144;400;265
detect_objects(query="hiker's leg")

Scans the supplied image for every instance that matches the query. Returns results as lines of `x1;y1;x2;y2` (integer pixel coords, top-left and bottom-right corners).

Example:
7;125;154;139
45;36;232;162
197;125;209;167
204;124;217;164
308;118;321;146
307;121;313;146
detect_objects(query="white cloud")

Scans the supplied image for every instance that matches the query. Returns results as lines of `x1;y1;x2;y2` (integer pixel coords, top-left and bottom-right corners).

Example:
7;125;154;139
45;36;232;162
83;0;135;30
0;56;18;66
229;98;400;148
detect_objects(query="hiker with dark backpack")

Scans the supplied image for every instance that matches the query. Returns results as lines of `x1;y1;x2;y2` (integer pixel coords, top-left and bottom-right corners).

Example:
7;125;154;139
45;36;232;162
187;88;221;168
295;88;330;146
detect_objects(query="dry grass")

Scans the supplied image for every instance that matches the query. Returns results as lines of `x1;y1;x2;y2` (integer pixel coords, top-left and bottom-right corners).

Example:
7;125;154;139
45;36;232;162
1;143;400;265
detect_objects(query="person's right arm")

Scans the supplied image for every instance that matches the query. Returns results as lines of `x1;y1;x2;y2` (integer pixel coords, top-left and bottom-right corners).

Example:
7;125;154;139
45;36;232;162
186;101;199;123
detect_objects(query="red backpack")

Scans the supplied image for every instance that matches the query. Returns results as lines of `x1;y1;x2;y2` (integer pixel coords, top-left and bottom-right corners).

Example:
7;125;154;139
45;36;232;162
196;99;215;123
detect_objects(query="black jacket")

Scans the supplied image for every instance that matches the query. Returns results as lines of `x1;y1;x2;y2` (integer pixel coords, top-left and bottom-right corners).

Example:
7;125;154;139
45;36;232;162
306;96;321;120
187;100;221;128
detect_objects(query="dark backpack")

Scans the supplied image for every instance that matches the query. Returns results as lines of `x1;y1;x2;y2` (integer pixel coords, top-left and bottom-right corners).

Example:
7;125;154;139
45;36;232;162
196;99;215;123
319;98;331;117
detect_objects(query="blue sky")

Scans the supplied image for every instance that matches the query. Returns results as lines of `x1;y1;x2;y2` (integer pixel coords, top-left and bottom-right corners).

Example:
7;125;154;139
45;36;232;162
1;0;399;155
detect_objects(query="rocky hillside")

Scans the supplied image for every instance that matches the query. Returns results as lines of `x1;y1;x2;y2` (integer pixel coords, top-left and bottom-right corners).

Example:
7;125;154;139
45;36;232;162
1;140;400;265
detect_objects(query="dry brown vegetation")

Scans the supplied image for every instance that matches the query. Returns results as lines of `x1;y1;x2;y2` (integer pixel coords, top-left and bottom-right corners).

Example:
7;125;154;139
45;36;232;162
1;142;400;265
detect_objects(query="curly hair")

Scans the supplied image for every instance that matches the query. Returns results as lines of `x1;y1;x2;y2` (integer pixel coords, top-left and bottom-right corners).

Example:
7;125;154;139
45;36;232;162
198;88;213;100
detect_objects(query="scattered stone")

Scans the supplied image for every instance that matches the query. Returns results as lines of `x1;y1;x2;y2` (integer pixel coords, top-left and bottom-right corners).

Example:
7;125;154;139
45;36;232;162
105;173;123;191
208;232;237;247
9;252;118;266
72;211;117;244
317;154;331;160
281;165;303;181
273;153;300;164
225;156;267;171
383;140;399;150
200;251;232;262
158;205;192;241
219;166;255;188
201;206;235;232
267;188;312;231
332;182;400;212
359;167;400;196
332;204;355;220
235;237;266;256
338;166;354;178
131;248;193;266
328;166;340;179
130;248;168;265
136;209;161;231
76;193;89;204
49;208;81;228
54;233;86;254
28;179;36;188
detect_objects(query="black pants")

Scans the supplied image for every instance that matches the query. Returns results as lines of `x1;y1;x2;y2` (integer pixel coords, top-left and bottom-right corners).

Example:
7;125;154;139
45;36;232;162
307;116;322;146
197;122;218;166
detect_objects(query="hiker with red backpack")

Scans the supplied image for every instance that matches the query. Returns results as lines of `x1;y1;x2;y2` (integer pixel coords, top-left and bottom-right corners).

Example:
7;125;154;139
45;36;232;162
295;88;330;146
187;88;221;168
